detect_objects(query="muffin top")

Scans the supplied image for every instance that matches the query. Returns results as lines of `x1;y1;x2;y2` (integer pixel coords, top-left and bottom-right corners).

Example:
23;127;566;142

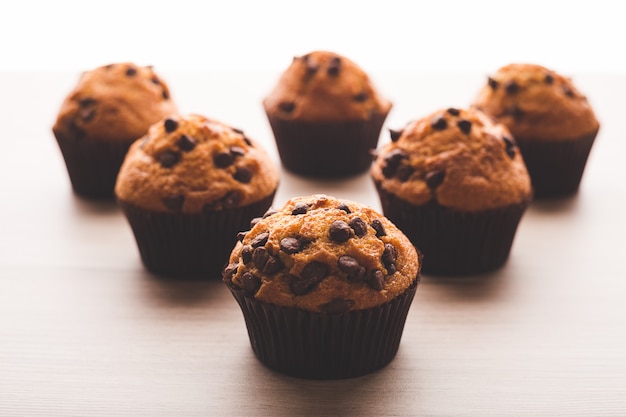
371;107;532;211
115;114;279;213
53;62;176;143
472;63;599;141
223;195;419;313
263;50;392;122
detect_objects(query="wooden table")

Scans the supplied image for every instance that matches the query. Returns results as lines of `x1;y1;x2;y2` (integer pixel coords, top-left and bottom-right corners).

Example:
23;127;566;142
1;71;625;416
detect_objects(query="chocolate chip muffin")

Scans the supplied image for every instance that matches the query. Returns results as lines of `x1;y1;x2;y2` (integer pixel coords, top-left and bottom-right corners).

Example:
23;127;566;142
263;51;392;178
53;62;177;199
223;194;420;379
473;63;600;198
371;107;532;275
115;114;279;278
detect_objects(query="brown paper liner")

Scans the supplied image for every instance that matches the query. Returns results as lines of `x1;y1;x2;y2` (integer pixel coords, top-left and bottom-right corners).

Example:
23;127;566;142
118;193;275;278
225;277;419;380
517;131;597;199
266;112;389;178
54;133;134;200
375;184;529;276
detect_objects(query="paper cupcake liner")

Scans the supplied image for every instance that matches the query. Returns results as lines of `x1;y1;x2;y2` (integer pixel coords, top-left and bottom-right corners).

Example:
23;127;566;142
55;134;134;199
266;112;389;178
517;131;597;199
118;193;275;278
375;185;529;276
225;277;419;380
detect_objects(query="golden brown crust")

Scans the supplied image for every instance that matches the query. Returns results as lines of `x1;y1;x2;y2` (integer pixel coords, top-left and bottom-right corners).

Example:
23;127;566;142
263;51;392;122
115;114;279;213
223;195;419;312
52;62;176;144
472;63;600;141
371;107;532;211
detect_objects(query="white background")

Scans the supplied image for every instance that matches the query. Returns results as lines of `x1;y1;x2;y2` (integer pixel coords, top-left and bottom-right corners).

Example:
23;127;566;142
2;0;624;74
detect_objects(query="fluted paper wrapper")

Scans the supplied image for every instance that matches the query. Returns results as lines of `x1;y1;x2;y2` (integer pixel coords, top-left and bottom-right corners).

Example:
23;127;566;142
517;131;597;199
119;193;275;278
266;112;388;178
376;185;529;276
226;278;418;379
55;134;134;200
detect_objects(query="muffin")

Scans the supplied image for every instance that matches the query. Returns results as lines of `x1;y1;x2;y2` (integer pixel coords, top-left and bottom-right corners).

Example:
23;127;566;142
222;194;420;379
263;51;392;178
53;62;177;199
115;114;279;278
473;63;600;198
371;107;532;276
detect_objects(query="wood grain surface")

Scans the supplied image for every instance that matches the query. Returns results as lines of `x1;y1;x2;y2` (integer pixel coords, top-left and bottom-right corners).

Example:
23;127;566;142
1;71;625;416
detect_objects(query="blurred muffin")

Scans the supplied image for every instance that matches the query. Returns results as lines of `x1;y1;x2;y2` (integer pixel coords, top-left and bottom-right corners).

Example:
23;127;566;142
223;194;420;379
263;50;392;178
53;62;177;199
371;107;532;275
473;63;600;198
115;114;279;278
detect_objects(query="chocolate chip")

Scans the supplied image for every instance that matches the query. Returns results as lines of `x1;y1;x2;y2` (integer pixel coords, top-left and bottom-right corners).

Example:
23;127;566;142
243;136;253;147
327;57;341;76
447;108;460;116
563;86;574;97
279;102;295;113
337;255;360;275
213;151;234;168
234;167;253;183
177;135;196;152
425;170;446;188
349;217;367;237
290;261;330;295
457;119;472;134
241;245;253;264
250;232;269;248
291;203;310;215
301;261;330;281
230;146;246;157
488;77;499;89
162;89;170;100
544;73;554;84
164;118;178;133
241;272;262;294
232;127;244;135
280;237;304;254
329;220;352;243
305;60;319;75
431;115;448;130
337;203;351;214
157;150;180;168
151;76;160;85
319;298;355;314
353;92;368;102
366;269;385;291
252;246;269;270
263;208;278;218
382;148;408;178
505;81;519;94
78;98;96;121
222;263;238;281
396;164;414;182
503;136;517;159
249;217;262;229
237;231;247;242
125;67;137;77
382;243;398;274
162;195;185;211
389;129;403;142
371;219;386;237
262;256;283;275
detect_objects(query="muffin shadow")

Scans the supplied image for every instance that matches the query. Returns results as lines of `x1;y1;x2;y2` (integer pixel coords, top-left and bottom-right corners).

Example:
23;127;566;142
138;269;225;308
421;268;509;302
